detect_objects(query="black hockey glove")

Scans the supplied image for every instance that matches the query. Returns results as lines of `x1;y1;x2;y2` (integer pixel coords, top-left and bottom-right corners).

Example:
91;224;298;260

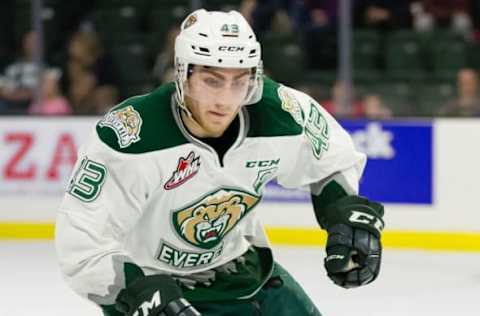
317;195;384;289
115;274;201;316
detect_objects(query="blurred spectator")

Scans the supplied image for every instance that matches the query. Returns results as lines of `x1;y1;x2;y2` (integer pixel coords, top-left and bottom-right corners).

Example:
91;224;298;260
47;0;96;63
29;68;72;115
412;0;472;35
248;0;336;70
362;94;393;119
293;0;338;70
250;0;294;37
0;31;40;114
353;1;411;70
292;0;338;30
321;80;365;117
152;26;180;84
354;0;412;30
239;0;257;24
62;30;119;115
438;68;480;116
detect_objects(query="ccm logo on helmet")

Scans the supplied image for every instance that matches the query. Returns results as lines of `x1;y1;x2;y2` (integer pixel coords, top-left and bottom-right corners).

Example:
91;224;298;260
219;46;245;52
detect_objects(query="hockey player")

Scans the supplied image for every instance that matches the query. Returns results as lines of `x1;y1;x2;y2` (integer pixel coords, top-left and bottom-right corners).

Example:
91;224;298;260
55;9;384;316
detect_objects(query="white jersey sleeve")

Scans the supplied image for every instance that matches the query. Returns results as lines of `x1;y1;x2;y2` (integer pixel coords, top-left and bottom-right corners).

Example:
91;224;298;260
275;85;366;195
55;130;156;304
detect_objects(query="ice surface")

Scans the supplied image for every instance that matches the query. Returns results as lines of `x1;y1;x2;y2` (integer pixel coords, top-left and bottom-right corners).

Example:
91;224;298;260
1;241;479;316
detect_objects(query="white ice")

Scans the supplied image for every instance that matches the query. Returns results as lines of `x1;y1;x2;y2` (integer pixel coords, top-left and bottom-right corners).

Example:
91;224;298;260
1;241;479;316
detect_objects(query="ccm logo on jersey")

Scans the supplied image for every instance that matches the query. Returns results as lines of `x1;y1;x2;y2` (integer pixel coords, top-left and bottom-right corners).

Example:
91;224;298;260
133;290;161;316
349;210;384;232
218;46;245;52
164;151;201;190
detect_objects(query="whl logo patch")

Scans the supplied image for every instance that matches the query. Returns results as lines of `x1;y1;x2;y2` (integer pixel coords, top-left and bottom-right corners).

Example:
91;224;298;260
164;151;201;190
172;188;260;249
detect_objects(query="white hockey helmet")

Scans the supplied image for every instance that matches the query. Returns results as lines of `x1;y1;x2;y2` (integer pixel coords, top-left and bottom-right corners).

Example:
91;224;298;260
174;9;263;111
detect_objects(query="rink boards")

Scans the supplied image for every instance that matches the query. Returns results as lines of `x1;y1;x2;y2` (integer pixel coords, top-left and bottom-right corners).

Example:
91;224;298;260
0;117;479;251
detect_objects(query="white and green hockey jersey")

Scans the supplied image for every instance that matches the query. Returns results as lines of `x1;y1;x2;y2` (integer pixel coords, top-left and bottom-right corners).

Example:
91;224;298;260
55;77;366;306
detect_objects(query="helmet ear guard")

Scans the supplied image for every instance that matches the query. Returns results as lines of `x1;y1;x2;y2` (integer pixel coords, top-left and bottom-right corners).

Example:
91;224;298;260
174;9;264;111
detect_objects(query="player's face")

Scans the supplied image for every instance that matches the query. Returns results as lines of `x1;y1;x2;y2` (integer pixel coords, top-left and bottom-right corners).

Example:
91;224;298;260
185;66;251;137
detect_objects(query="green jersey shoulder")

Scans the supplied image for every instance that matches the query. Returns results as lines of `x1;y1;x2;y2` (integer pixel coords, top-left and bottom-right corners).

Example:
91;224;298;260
96;77;329;156
253;77;331;159
247;77;304;137
96;82;188;154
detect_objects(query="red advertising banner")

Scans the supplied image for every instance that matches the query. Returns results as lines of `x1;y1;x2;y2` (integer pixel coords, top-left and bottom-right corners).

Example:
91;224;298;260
0;117;98;196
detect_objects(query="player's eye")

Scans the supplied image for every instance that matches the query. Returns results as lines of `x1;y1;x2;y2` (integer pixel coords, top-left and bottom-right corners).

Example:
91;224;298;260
232;80;247;89
204;77;223;89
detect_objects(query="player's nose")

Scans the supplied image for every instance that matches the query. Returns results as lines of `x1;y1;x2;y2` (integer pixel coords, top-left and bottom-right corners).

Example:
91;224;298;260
215;88;237;108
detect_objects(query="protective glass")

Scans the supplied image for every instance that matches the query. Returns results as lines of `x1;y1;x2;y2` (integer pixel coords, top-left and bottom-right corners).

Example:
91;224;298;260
183;66;257;107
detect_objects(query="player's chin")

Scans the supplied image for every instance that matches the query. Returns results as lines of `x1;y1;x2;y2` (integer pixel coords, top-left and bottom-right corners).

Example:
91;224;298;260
205;122;229;136
207;114;232;126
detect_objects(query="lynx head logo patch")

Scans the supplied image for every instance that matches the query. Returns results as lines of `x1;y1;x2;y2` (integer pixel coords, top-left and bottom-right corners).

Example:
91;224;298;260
98;106;142;148
172;189;260;249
